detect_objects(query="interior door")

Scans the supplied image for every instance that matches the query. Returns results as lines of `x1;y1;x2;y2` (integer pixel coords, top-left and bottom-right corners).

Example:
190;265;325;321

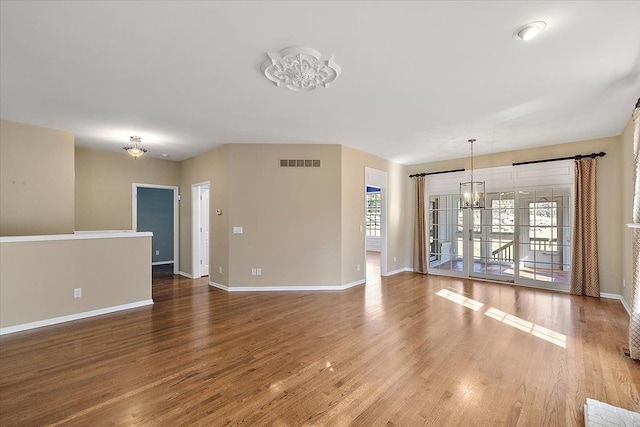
199;187;210;276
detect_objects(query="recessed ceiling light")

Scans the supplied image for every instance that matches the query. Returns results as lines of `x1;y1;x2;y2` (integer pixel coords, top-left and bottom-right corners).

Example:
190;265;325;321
513;21;547;41
161;153;169;157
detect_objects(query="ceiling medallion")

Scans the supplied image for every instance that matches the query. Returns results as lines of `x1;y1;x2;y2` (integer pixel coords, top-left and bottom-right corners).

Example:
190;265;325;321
261;47;341;92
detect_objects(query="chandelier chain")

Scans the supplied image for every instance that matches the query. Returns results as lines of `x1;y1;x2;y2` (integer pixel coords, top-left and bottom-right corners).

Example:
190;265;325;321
469;138;476;183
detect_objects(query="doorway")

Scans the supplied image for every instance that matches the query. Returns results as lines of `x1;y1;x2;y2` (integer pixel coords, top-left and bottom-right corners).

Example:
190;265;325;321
365;167;387;278
428;189;571;289
192;182;210;279
132;183;180;275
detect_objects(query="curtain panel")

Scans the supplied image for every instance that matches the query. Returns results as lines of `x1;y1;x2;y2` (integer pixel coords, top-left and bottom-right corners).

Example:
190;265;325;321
629;106;640;360
570;158;600;297
413;177;428;274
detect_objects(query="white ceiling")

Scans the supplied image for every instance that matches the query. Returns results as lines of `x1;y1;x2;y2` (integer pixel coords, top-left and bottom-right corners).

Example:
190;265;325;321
1;1;639;164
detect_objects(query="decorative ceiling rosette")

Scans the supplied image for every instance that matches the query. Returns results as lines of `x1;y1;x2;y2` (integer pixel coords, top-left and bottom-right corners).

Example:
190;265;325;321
261;47;341;92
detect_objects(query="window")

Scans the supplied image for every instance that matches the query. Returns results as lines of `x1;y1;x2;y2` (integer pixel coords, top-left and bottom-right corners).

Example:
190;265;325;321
491;198;515;233
518;190;570;284
528;201;558;252
366;192;381;237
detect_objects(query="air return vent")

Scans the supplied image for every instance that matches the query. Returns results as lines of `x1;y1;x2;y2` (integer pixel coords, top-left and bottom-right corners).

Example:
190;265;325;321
279;159;321;168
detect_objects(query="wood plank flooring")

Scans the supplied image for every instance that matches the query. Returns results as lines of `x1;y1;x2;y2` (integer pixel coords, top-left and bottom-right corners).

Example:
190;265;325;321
1;256;638;426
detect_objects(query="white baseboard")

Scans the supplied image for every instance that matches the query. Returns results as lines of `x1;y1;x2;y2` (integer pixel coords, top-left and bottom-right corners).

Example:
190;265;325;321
152;260;174;266
600;292;631;316
0;300;154;335
178;271;193;279
209;281;229;291
209;279;365;292
383;267;413;276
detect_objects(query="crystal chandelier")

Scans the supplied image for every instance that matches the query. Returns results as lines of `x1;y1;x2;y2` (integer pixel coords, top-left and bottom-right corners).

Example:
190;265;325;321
123;136;147;159
460;138;485;209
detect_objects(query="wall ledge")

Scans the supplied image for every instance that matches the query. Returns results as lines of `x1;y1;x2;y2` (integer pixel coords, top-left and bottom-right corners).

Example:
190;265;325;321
209;280;365;292
1;231;152;243
0;299;154;335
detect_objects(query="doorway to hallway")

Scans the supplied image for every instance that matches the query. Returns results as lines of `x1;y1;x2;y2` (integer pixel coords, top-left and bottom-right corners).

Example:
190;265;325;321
132;183;179;275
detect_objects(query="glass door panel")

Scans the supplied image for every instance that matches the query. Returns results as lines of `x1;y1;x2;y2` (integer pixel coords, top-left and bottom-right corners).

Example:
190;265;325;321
518;189;571;285
429;194;464;275
469;192;516;281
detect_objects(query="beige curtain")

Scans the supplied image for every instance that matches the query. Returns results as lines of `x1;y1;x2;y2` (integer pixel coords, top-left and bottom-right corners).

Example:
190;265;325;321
413;177;428;274
630;106;640;360
570;158;600;297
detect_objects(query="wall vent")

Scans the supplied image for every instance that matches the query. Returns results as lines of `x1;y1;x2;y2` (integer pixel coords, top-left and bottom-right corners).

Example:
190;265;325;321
279;159;321;168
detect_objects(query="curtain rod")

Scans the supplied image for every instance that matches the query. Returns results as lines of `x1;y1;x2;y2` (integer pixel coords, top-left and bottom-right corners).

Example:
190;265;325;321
512;152;606;167
408;168;465;178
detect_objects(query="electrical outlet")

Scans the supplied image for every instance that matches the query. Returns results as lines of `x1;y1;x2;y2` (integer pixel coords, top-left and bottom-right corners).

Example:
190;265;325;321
622;279;626;288
257;268;262;276
393;256;397;262
357;264;361;271
155;250;160;255
219;266;223;274
74;288;82;298
251;268;257;276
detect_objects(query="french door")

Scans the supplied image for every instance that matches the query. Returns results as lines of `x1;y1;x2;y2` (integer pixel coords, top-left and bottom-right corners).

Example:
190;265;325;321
428;189;571;289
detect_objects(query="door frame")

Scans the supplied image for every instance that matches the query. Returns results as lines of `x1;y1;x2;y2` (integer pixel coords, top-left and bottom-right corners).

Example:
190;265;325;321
192;181;210;279
365;167;388;276
132;183;180;274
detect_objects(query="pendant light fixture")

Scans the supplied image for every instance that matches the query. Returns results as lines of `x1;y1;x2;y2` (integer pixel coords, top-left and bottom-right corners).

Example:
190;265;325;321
460;138;485;209
123;136;147;159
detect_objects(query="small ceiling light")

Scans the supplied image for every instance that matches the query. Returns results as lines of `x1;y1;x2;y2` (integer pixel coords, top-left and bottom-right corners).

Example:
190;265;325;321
513;21;547;41
123;135;147;159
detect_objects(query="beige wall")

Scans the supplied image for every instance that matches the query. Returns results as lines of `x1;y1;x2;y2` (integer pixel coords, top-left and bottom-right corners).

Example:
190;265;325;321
0;120;75;236
0;235;152;329
179;145;229;281
227;144;343;287
407;135;624;295
178;143;412;288
621;119;634;306
75;147;181;231
341;146;411;284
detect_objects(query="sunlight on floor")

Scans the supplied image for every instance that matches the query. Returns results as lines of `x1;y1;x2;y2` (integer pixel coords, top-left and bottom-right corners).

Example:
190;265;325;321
436;290;567;348
485;307;567;348
435;289;484;311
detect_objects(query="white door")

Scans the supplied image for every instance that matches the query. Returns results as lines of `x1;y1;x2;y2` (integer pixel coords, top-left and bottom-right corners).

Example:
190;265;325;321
199;188;210;276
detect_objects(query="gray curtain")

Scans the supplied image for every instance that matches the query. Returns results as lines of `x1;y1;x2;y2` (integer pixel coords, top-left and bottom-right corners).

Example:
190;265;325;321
413;177;428;274
629;105;640;360
570;158;600;297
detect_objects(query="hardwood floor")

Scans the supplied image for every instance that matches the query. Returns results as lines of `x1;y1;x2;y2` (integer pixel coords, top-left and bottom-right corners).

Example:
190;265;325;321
1;261;638;426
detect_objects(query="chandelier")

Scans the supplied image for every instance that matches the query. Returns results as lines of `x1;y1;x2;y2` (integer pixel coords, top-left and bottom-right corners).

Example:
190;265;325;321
460;138;485;209
123;136;147;159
